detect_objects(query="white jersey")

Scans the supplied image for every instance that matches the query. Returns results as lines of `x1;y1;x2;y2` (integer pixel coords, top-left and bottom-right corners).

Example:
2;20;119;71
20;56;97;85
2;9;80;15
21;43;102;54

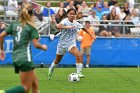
57;18;83;55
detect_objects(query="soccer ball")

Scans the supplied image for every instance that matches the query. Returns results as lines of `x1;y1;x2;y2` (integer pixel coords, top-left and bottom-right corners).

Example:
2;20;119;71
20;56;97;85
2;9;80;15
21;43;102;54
77;36;83;41
68;73;80;82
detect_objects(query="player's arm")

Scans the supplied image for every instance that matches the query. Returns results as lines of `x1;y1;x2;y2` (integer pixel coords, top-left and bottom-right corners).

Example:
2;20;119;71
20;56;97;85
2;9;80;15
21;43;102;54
0;32;7;50
32;39;47;51
56;23;74;29
0;31;7;60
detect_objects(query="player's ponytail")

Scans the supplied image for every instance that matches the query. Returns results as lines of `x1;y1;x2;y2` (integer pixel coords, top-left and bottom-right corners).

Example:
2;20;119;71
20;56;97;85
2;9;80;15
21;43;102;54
18;4;36;29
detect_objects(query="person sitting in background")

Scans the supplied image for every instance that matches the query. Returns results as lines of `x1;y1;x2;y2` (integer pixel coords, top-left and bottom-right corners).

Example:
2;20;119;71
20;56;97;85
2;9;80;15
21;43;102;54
66;0;76;11
130;8;140;26
55;8;66;24
118;6;126;20
94;4;103;20
42;2;55;17
102;1;110;16
87;10;100;32
34;5;43;22
107;7;116;20
0;21;6;33
50;15;59;36
123;2;130;15
109;15;122;37
98;15;112;37
7;0;19;16
78;21;96;68
76;12;85;24
78;0;90;17
123;15;135;37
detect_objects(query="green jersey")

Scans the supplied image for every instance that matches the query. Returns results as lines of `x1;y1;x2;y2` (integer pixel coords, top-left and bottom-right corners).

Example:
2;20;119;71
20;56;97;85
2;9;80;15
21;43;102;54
5;22;39;62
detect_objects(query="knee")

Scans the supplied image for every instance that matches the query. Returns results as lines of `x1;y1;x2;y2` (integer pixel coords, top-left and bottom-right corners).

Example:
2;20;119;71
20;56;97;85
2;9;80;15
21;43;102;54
75;53;82;60
23;86;31;93
86;54;90;57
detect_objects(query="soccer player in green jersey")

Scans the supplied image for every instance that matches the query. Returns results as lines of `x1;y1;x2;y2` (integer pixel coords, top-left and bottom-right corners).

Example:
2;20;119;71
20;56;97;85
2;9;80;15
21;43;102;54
0;4;47;93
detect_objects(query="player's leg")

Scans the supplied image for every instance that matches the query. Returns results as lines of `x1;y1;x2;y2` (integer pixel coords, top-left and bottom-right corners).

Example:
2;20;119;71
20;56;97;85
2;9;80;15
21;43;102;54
69;46;84;78
31;72;39;93
19;70;37;93
0;62;35;93
48;54;63;79
2;70;35;93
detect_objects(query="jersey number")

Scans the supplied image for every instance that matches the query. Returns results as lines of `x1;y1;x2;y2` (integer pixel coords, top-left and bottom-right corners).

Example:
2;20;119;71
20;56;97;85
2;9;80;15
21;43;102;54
15;26;22;43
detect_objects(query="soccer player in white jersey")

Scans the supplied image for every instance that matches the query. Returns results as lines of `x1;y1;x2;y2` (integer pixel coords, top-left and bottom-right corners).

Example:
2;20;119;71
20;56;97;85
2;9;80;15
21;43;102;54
48;8;94;79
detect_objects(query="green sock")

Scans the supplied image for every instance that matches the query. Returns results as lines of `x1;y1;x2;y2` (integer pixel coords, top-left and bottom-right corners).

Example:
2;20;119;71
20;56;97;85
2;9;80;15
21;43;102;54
5;85;25;93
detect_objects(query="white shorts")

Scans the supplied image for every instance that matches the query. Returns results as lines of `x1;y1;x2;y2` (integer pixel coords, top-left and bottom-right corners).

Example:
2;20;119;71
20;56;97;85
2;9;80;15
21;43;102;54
56;43;76;55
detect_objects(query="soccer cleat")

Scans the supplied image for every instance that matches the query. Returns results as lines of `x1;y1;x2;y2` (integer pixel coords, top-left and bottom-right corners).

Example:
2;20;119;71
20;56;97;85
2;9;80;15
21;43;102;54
48;68;53;80
0;90;5;93
77;72;84;78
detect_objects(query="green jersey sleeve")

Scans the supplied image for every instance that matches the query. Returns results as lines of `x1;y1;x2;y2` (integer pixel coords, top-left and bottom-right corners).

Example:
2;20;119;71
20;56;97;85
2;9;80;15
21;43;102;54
31;27;39;40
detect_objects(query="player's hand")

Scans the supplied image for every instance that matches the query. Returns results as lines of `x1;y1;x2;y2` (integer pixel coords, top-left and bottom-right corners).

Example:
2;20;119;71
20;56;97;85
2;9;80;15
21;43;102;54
0;50;5;61
42;45;48;51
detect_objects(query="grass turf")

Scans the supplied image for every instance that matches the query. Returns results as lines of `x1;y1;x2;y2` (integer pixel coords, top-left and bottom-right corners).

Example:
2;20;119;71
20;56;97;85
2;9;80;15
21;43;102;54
0;68;140;93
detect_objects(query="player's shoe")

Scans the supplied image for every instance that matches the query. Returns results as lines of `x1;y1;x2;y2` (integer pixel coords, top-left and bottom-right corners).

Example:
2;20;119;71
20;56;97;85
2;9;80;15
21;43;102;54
0;90;5;93
77;72;84;78
48;68;53;80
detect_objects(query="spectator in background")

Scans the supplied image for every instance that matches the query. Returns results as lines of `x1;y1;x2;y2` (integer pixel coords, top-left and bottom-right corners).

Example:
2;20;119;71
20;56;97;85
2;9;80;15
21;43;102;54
107;8;116;20
0;21;6;33
130;9;140;26
50;15;59;36
94;4;103;20
102;1;110;15
108;0;117;6
87;10;100;30
109;15;122;37
55;8;66;24
127;0;135;12
42;2;55;17
59;1;65;9
78;21;96;68
123;15;134;37
96;0;104;7
124;2;130;15
78;0;90;17
34;5;43;22
64;0;71;8
7;0;19;16
66;0;76;11
98;15;112;37
74;0;83;11
118;6;126;20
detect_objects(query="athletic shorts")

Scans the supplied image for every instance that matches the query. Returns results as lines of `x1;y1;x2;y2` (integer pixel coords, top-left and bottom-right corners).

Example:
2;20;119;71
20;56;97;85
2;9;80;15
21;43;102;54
13;61;35;73
56;43;76;55
80;46;91;55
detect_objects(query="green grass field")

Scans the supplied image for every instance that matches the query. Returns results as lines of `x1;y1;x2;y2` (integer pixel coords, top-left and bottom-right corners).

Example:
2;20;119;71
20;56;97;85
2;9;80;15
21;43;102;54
0;68;140;93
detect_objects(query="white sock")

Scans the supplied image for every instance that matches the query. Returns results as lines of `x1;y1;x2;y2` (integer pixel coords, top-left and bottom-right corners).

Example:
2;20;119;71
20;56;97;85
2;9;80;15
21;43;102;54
76;63;83;73
49;61;57;72
86;64;89;68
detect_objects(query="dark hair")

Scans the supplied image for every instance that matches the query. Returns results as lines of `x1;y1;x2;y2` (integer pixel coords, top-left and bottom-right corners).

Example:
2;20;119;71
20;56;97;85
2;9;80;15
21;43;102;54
67;8;77;15
85;21;90;24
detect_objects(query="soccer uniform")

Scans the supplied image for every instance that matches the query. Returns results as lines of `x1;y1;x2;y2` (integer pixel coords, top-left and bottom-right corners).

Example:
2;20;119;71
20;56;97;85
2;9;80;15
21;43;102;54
57;18;83;55
5;22;39;73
